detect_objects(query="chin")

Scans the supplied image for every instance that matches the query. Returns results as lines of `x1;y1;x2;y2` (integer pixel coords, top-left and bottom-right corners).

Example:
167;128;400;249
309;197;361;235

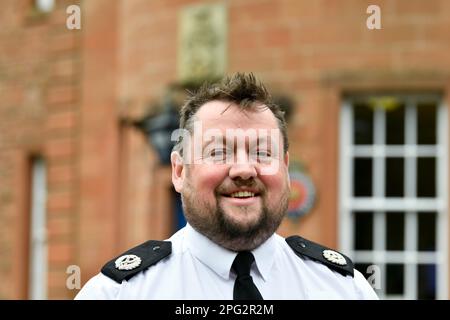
223;209;261;224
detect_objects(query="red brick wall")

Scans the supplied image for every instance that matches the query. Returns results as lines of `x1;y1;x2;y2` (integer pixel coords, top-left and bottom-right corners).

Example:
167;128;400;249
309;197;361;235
1;0;450;298
96;0;450;297
117;0;450;242
0;0;81;299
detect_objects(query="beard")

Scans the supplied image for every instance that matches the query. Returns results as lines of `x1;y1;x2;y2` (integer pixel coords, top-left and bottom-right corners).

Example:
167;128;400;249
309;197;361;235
181;179;289;251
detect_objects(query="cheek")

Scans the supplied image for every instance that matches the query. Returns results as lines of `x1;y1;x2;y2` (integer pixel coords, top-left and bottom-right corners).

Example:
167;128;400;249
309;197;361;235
189;165;228;193
260;171;289;192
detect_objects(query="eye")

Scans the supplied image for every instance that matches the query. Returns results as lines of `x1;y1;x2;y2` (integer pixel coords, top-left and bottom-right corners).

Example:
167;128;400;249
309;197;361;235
209;148;229;162
254;150;272;162
210;148;224;157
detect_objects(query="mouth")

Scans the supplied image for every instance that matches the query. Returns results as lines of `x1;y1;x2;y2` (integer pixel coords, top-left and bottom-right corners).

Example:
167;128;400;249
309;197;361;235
221;189;261;198
220;189;261;205
229;191;256;198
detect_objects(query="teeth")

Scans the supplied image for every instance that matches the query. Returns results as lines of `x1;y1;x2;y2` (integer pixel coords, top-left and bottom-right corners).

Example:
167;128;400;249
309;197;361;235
230;191;255;198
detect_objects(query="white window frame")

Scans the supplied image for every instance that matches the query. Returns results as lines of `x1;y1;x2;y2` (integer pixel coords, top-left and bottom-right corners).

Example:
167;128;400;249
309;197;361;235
29;157;47;300
339;94;448;300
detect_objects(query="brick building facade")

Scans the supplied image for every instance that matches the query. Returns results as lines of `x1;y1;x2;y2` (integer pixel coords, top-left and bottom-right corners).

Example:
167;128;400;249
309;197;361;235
1;0;449;299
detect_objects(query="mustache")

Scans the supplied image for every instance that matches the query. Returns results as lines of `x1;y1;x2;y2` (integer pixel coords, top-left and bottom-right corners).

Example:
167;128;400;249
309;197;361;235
215;178;265;195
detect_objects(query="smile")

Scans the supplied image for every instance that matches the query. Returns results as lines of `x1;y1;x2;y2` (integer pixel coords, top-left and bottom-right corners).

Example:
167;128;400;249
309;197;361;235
221;189;261;198
220;190;261;206
229;191;255;198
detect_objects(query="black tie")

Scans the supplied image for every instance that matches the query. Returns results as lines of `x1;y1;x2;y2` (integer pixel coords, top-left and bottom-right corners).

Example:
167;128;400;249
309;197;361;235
232;251;263;300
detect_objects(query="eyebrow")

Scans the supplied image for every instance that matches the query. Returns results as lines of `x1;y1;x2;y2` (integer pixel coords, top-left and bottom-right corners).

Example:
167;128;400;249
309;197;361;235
201;135;272;149
202;135;226;150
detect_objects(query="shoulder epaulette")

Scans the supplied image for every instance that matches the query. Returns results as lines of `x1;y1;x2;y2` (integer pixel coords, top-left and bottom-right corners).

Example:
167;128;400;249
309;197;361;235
286;235;354;277
101;240;172;284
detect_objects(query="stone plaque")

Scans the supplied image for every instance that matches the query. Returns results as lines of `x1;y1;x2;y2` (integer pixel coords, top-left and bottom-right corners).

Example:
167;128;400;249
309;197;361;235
178;3;227;82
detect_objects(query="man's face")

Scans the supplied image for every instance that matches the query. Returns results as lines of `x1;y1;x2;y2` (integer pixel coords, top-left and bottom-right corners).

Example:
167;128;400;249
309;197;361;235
171;101;290;251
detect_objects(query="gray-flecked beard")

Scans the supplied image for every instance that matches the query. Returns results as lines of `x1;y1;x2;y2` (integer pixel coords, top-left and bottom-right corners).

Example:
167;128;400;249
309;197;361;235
181;185;289;252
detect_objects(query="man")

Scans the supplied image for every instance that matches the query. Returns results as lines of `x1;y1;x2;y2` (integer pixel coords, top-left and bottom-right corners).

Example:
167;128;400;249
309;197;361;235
75;73;378;299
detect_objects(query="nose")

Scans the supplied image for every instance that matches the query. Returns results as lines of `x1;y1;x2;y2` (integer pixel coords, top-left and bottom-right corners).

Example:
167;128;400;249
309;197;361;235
229;162;257;180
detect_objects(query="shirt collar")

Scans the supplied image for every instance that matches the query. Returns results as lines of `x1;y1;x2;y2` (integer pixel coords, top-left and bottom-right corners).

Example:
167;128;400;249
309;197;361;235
184;224;277;282
185;224;236;280
252;233;277;282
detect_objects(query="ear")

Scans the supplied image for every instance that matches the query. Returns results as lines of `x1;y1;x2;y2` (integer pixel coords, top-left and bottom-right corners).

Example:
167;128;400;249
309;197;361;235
171;151;184;193
284;151;289;167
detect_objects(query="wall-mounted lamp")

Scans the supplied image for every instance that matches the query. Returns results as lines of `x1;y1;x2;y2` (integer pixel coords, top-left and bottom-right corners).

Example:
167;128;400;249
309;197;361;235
132;96;180;165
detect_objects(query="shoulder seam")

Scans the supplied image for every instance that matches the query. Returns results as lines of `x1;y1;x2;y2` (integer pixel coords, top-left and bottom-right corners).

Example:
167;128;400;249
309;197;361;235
286;235;354;277
101;240;172;284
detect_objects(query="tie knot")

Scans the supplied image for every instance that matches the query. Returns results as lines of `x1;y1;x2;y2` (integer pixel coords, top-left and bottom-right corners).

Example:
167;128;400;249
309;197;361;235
232;251;255;277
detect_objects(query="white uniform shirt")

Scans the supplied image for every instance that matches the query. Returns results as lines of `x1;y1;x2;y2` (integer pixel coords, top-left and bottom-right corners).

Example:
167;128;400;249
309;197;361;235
75;224;378;300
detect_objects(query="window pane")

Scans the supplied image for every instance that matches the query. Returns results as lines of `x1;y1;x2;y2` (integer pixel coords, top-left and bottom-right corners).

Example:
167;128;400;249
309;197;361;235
418;264;436;300
355;263;372;276
386;264;404;295
386;104;405;145
354;158;372;197
353;103;373;145
356;263;381;296
417;103;436;145
385;158;404;197
417;157;436;197
29;157;47;300
386;212;404;251
418;212;436;251
354;212;373;250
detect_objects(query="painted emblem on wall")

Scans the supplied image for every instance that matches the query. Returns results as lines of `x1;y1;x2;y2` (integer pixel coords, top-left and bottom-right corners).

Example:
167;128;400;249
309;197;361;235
288;162;316;219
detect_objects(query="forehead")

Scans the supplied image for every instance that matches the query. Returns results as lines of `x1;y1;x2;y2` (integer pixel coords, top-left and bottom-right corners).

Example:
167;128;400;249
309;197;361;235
194;100;279;131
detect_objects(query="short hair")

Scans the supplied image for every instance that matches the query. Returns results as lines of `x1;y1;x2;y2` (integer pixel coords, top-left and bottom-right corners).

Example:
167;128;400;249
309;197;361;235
173;72;289;155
